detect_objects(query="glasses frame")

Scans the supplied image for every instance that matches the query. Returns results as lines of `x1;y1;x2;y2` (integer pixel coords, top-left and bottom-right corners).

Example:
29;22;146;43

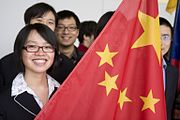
56;25;78;32
23;45;55;53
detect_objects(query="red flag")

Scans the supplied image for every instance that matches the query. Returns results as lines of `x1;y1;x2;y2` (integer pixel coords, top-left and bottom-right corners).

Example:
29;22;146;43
35;0;166;119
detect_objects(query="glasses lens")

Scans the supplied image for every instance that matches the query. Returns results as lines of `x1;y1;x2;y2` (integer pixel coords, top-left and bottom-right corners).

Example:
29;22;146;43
43;46;54;52
24;45;54;53
57;25;77;32
26;45;38;52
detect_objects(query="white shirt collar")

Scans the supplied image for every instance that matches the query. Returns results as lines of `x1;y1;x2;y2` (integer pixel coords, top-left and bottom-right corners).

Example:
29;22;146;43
11;73;60;97
162;58;167;69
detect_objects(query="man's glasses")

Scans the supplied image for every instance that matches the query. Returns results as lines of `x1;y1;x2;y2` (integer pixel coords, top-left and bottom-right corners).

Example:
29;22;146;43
56;25;77;32
161;34;171;41
23;45;54;53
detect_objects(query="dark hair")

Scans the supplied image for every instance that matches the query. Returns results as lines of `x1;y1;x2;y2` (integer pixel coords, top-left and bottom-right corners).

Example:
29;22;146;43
14;23;59;72
159;17;173;61
159;17;173;37
78;21;97;43
57;10;80;29
96;11;114;38
24;2;57;26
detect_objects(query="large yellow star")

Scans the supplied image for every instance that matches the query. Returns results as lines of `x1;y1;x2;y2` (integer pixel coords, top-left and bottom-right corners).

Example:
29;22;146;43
140;90;160;113
131;11;161;64
98;71;118;96
118;88;132;110
96;44;118;67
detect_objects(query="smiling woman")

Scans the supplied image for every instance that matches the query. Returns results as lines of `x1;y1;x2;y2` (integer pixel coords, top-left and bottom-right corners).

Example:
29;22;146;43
0;23;60;120
21;30;55;73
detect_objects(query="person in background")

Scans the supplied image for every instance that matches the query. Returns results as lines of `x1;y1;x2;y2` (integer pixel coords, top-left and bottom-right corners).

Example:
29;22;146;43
0;2;57;88
0;23;59;120
96;11;114;38
78;20;97;53
159;17;178;120
24;2;57;30
49;10;84;84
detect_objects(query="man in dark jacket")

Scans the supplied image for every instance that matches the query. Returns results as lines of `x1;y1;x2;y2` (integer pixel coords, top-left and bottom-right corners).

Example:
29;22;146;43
49;10;84;84
160;17;179;120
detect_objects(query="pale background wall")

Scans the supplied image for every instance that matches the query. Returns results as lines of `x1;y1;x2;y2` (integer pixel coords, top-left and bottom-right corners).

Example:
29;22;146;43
0;0;175;58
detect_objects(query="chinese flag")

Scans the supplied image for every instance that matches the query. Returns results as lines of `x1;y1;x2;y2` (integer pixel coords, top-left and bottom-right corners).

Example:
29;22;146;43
35;0;166;119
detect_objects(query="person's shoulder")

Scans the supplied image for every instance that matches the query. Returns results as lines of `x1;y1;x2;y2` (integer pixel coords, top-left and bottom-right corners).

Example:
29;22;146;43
0;52;15;63
78;44;88;53
75;46;84;58
0;85;11;98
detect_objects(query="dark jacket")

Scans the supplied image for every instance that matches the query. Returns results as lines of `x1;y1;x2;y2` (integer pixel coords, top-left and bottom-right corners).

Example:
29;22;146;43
49;47;84;84
0;53;20;88
165;63;179;120
0;86;57;120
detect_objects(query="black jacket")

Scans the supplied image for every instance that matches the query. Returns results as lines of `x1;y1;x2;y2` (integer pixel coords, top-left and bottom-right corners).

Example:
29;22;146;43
165;63;179;120
49;47;84;84
0;86;57;120
0;53;20;88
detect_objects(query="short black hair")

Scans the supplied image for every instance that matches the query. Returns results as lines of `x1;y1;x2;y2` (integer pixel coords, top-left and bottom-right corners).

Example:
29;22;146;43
159;17;173;37
96;11;114;38
24;2;57;26
57;10;80;29
78;21;97;43
14;23;58;72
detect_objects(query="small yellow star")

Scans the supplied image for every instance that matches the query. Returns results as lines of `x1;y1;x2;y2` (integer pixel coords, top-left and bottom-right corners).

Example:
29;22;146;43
131;11;161;64
118;88;132;110
96;44;118;67
98;71;118;96
140;90;160;113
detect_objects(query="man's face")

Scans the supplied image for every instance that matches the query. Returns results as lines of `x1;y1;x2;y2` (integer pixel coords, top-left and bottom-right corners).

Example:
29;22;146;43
55;17;79;48
30;11;56;31
160;25;172;56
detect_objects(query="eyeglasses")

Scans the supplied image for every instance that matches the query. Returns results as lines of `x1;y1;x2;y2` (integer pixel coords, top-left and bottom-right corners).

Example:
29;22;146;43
23;45;54;53
56;25;77;32
161;34;171;41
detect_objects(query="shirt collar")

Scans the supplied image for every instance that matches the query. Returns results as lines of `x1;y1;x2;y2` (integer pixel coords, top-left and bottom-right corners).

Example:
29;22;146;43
11;73;60;97
162;58;167;69
59;47;78;61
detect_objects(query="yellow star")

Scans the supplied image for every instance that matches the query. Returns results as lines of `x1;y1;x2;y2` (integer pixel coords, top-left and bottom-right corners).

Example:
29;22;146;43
118;88;132;110
96;44;118;67
98;71;118;96
131;11;161;64
140;90;160;113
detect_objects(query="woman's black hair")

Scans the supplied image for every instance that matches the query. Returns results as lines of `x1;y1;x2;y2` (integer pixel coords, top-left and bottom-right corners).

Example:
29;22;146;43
14;23;59;72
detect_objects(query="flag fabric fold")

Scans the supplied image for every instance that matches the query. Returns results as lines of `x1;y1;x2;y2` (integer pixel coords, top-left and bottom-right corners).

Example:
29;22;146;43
171;0;180;90
35;0;166;119
166;0;178;14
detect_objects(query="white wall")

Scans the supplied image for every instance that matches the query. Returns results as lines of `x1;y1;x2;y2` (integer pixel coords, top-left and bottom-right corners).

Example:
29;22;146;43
0;0;175;58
